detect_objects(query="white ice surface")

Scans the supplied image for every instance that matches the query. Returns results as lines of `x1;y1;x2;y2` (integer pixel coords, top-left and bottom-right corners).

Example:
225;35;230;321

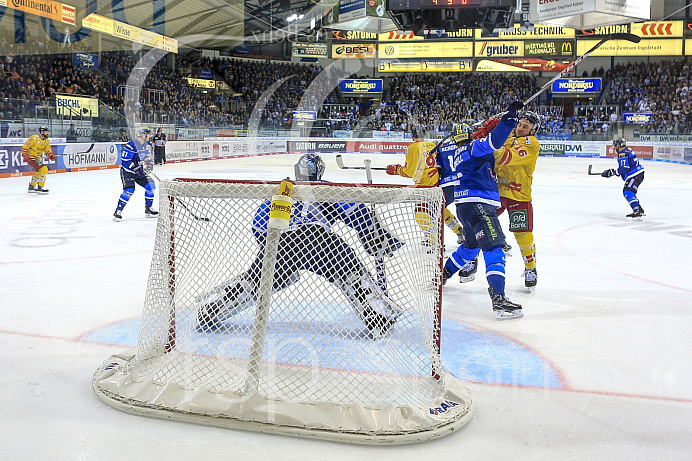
1;153;691;460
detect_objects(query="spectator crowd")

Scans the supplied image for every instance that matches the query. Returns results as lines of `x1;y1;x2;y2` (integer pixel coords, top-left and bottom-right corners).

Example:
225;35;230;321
3;40;692;139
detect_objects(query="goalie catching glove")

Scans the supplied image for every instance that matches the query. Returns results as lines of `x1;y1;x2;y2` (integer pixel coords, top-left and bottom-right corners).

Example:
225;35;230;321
601;168;618;178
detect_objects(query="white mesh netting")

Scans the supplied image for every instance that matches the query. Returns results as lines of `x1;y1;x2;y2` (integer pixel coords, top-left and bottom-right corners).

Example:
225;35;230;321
93;178;473;444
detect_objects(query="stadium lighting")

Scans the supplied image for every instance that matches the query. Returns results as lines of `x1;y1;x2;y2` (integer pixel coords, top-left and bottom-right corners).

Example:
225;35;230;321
286;13;304;23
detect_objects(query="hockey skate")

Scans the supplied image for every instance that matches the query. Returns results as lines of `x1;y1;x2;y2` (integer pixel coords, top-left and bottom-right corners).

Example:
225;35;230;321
626;206;645;220
488;287;523;320
196;276;255;332
36;186;49;195
28;184;37;193
145;206;159;217
113;210;122;222
459;258;478;283
523;268;537;292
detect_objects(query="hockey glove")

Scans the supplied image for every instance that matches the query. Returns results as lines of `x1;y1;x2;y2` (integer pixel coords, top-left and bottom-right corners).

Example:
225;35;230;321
601;168;617;178
484;117;500;131
46;151;55;160
386;164;401;175
472;127;489;139
502;101;524;121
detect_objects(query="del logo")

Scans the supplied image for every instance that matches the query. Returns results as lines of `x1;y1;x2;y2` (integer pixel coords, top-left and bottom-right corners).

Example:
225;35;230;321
429;400;459;415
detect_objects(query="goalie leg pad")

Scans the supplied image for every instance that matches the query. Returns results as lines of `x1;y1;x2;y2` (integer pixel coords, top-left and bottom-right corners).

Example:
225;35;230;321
196;275;256;331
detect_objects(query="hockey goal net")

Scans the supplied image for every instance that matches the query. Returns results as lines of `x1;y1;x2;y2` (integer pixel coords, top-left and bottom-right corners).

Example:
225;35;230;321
93;178;473;444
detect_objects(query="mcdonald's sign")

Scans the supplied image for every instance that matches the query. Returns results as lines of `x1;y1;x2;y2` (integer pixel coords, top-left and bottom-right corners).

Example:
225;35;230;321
524;40;574;57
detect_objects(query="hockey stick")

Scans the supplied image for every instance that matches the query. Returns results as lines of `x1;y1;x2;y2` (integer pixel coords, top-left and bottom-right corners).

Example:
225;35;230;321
149;172;211;222
53;143;95;157
335;154;387;170
335;134;453;171
476;33;642;125
587;165;602;175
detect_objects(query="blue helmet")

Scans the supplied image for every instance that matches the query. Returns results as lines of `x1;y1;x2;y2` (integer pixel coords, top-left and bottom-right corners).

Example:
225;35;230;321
613;138;626;150
138;126;152;136
294;153;325;181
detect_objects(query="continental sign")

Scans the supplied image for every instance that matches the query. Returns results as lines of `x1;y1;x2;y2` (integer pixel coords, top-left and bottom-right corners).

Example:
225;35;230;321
475;41;524;58
331;44;376;59
56;95;99;117
524;40;574;57
476;58;572;72
185;77;215;89
379;41;474;58
576;38;682;57
476;24;575;39
1;0;76;25
378;59;473;73
82;13;178;53
338;79;383;93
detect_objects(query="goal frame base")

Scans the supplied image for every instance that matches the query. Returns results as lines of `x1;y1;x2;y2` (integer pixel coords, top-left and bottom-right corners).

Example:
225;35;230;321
93;350;474;445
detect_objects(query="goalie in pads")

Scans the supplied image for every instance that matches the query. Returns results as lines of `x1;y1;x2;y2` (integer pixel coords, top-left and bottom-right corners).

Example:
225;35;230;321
196;154;405;339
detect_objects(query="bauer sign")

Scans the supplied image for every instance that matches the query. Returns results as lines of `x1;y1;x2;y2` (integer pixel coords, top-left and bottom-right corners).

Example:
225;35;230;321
339;79;382;93
551;78;601;93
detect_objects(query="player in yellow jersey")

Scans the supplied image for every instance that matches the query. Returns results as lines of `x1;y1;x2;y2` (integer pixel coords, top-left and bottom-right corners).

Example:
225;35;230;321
22;126;55;195
386;126;464;248
493;112;541;291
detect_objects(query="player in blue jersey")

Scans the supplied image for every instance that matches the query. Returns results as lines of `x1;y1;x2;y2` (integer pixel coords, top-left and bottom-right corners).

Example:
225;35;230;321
601;138;645;219
196;154;404;339
437;100;524;320
112;127;157;221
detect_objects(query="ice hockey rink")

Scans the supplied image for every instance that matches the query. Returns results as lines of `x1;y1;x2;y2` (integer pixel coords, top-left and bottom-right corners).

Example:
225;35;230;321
1;151;691;460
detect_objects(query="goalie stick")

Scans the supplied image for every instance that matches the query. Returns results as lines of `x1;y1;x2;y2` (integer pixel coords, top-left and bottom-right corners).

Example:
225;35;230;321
364;159;388;294
149;172;211;222
476;32;642;125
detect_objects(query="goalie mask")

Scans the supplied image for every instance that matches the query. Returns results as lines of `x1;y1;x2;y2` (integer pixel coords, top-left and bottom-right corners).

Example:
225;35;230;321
613;138;626;150
452;123;472;145
294;153;325;181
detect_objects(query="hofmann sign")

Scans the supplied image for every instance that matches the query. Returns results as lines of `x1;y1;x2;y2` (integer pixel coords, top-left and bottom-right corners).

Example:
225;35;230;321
551;78;602;93
339;79;383;93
